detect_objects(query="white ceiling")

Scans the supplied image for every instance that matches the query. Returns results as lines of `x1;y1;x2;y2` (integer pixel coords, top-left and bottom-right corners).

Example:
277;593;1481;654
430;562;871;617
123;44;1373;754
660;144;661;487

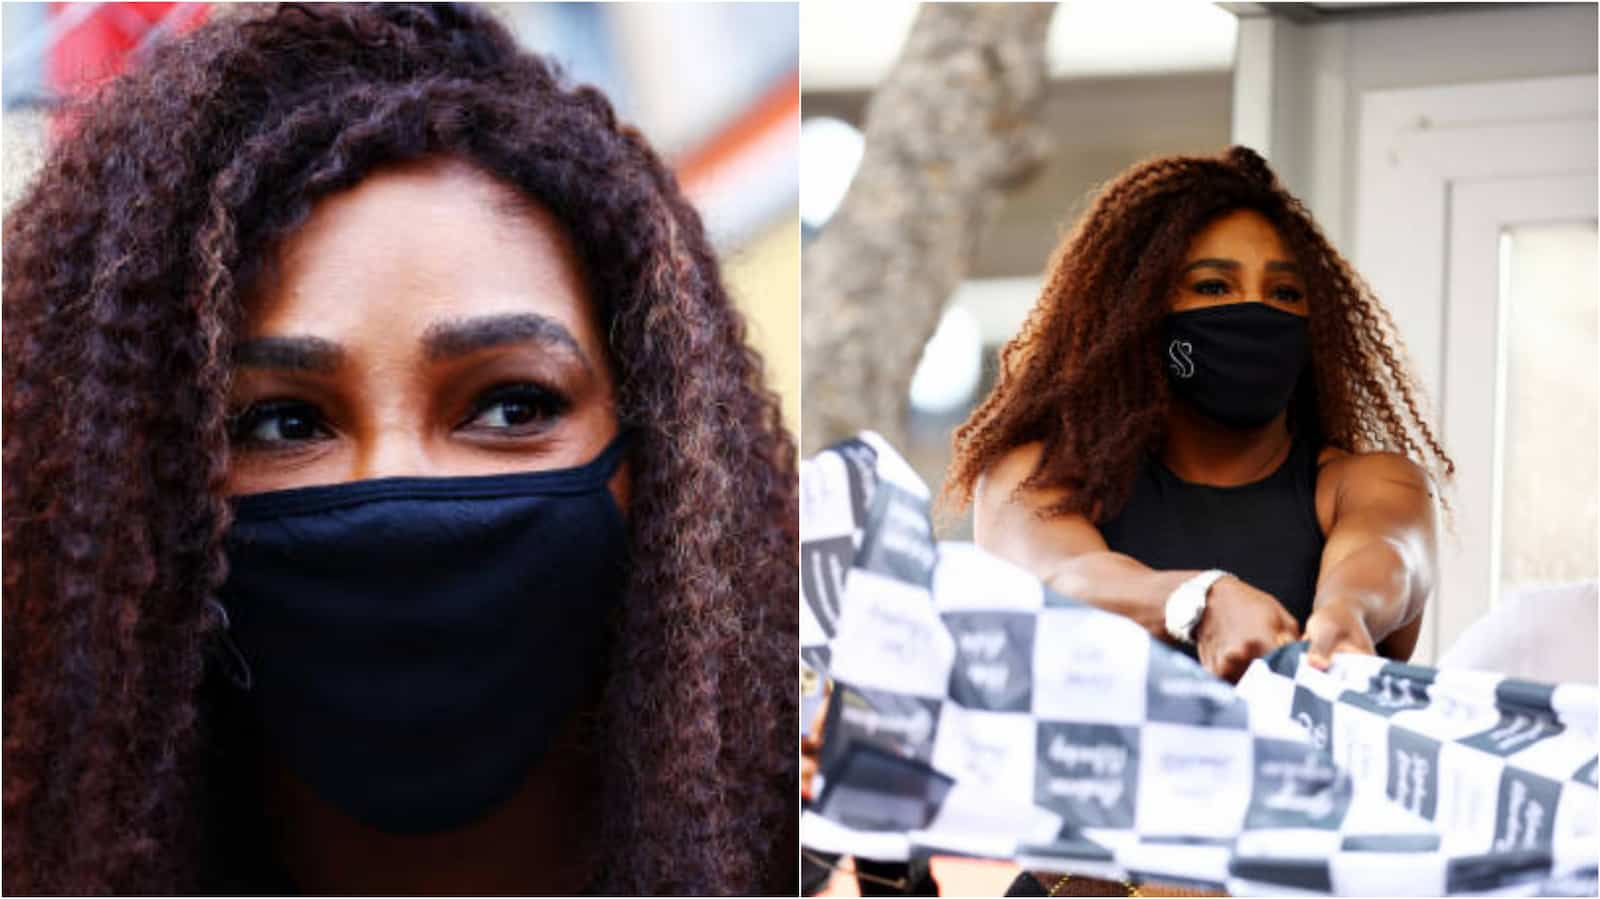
801;0;1239;92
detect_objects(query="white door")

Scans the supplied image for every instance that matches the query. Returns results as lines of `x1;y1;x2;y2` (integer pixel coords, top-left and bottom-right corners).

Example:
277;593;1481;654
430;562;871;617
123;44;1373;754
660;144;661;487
1355;74;1598;665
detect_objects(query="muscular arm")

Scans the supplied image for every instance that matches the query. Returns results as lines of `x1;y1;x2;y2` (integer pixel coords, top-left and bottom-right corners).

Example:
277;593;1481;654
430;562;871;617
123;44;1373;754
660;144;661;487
973;442;1190;640
1307;453;1438;666
973;443;1301;682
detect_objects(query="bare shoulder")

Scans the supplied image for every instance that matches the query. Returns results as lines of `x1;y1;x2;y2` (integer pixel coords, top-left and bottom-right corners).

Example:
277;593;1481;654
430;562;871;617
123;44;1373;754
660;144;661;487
972;441;1106;569
1318;450;1432;532
976;441;1047;503
1322;450;1431;494
973;443;1044;556
975;441;1080;515
1315;449;1431;533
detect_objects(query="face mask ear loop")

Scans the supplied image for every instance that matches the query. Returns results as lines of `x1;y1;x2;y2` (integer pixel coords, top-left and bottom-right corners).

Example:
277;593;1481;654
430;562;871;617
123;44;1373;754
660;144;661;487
207;597;254;691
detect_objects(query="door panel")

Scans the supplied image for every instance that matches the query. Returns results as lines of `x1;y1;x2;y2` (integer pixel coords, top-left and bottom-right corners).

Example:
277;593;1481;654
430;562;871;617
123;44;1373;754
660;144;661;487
1354;75;1598;664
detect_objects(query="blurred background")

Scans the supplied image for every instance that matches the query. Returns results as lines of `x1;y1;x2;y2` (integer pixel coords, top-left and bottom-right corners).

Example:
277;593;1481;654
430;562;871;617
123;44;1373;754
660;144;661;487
1;1;800;430
801;0;1597;672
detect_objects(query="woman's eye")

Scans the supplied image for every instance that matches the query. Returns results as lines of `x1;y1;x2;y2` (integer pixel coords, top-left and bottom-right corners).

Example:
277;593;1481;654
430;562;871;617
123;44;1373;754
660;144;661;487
461;384;569;434
1273;285;1305;302
1193;280;1230;297
228;401;331;448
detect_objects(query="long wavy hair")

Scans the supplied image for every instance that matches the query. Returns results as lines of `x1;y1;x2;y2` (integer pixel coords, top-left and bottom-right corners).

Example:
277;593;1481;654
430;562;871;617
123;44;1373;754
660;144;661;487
2;4;796;894
947;146;1452;520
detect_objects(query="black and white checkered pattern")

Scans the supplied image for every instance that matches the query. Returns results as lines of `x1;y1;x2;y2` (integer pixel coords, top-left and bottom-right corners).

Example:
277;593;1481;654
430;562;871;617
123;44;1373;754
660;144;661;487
800;434;1599;896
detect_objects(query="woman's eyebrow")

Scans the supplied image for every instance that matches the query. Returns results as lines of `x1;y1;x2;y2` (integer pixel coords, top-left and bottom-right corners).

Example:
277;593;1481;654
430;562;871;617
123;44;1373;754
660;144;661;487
421;313;592;372
1180;257;1239;274
233;335;344;372
1179;258;1301;275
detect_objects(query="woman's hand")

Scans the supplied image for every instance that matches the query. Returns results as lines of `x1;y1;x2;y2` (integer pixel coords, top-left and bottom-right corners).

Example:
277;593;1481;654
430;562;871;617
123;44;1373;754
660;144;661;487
1304;596;1377;669
800;683;830;801
1194;576;1300;682
801;733;821;802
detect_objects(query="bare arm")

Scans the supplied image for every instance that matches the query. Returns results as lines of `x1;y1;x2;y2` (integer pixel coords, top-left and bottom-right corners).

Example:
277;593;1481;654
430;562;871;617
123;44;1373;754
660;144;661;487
974;443;1188;638
1306;452;1438;667
974;442;1300;680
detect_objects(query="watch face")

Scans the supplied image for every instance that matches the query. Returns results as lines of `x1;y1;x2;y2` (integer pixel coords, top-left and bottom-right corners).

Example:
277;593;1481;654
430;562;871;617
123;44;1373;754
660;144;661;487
1167;582;1206;643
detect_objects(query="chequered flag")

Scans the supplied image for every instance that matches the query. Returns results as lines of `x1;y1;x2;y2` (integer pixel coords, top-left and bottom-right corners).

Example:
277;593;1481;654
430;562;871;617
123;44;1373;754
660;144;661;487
800;433;1599;896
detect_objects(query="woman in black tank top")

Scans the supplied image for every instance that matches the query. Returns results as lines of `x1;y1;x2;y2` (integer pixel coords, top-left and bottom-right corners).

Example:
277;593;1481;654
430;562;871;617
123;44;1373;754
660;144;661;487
946;146;1453;684
1098;428;1326;655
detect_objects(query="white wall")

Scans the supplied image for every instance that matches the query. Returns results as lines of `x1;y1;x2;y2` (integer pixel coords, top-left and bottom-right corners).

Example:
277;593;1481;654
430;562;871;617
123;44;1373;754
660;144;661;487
1232;2;1598;248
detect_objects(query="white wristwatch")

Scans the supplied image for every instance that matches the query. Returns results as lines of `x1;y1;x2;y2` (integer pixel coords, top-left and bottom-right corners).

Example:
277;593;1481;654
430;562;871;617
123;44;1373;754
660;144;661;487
1164;569;1229;645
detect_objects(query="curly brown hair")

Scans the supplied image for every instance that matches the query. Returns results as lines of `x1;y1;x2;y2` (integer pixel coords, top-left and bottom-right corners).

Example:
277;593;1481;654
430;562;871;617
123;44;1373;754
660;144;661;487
946;145;1452;520
2;4;796;894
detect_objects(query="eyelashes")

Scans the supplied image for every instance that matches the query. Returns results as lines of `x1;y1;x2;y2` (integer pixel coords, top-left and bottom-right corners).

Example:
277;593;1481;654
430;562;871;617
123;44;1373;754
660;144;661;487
228;399;332;450
457;382;570;435
1190;279;1304;302
227;381;571;452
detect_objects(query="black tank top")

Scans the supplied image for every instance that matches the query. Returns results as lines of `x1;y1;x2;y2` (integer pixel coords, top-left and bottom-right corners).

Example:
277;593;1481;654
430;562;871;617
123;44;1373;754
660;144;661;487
1098;435;1326;654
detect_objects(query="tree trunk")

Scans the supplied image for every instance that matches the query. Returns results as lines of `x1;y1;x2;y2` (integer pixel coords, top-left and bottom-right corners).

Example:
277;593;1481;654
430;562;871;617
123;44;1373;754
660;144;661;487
800;2;1056;454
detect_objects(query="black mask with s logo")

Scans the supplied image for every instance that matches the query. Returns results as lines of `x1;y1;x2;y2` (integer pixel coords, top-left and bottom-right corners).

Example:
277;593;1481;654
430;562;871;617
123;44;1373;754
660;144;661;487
1163;304;1309;428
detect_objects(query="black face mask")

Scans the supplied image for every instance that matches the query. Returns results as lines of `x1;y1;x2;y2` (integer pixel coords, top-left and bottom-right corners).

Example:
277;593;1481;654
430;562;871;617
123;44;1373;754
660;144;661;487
215;435;629;835
1163;303;1309;429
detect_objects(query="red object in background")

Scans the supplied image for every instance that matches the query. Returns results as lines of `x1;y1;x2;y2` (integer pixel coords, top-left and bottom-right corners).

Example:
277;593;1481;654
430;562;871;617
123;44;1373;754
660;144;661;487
676;71;799;195
47;2;208;95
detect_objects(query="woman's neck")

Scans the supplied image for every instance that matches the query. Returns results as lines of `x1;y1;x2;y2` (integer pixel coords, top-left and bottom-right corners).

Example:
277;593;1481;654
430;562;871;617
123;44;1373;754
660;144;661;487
1161;399;1294;487
263;709;602;895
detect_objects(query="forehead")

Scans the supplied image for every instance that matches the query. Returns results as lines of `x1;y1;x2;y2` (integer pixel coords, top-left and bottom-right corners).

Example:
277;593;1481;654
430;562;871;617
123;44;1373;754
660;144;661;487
245;157;597;345
1184;208;1292;260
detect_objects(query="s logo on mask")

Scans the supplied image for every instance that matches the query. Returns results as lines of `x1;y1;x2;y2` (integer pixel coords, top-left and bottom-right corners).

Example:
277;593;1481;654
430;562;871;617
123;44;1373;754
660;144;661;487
1163;304;1309;429
1168;339;1196;379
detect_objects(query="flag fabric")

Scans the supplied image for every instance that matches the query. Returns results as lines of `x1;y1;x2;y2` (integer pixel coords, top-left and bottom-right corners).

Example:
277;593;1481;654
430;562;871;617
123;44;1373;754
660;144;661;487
800;433;1598;896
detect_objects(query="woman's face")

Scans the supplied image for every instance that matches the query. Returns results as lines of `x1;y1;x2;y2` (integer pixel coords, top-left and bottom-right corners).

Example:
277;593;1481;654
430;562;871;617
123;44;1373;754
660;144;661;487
224;157;625;506
1169;207;1308;317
